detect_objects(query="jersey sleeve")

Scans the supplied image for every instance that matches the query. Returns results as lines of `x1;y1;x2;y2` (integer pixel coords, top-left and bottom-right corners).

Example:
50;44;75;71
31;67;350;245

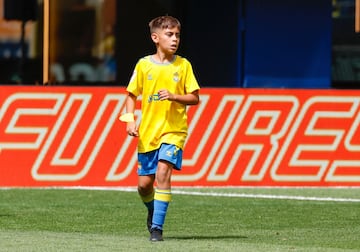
183;59;200;94
126;59;143;96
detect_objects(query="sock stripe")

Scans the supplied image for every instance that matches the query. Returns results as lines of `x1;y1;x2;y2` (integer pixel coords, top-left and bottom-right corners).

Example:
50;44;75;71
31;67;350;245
154;189;172;202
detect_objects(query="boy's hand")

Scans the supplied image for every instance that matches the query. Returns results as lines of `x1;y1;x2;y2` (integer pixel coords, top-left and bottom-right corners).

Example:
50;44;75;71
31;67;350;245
126;122;139;137
158;89;175;101
158;89;199;105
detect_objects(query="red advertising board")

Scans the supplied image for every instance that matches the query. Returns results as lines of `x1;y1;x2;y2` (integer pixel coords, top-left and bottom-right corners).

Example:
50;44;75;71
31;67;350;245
1;86;360;187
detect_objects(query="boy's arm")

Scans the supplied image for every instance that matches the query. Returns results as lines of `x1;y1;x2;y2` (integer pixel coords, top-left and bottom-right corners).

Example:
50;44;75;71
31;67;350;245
126;92;137;113
125;92;139;137
158;89;199;105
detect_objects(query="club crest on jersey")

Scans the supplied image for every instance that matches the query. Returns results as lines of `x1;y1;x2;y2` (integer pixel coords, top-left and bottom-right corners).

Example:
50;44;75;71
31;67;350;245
147;74;153;80
173;72;179;82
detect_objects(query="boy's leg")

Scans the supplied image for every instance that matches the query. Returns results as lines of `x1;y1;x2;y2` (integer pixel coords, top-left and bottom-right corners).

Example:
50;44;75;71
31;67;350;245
138;174;155;232
150;160;173;241
150;144;183;241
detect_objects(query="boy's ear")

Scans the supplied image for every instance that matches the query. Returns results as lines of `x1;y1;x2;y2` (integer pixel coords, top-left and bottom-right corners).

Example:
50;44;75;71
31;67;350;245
151;32;159;43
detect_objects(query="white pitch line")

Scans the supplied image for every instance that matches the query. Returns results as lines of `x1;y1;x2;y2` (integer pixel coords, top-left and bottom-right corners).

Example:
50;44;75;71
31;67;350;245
78;187;360;203
2;186;359;203
171;190;360;203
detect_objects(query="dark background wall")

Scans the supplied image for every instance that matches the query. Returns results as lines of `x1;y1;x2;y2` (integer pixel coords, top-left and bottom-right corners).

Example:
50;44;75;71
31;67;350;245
0;0;335;88
116;0;332;88
243;0;332;88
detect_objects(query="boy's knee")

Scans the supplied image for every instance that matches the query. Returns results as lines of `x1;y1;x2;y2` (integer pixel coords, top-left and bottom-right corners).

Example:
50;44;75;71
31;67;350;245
138;184;153;196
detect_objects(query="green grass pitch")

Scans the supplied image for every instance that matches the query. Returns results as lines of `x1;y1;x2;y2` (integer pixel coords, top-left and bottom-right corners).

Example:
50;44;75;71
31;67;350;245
0;187;359;251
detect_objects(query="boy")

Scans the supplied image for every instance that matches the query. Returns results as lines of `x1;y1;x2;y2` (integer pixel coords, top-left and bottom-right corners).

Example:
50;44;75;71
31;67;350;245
124;15;200;241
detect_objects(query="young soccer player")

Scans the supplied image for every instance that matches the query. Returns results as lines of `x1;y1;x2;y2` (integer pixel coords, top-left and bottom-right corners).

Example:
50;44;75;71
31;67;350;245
123;15;200;241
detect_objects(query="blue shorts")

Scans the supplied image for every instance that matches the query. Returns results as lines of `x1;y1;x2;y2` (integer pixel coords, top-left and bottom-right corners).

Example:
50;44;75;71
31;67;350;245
137;143;183;176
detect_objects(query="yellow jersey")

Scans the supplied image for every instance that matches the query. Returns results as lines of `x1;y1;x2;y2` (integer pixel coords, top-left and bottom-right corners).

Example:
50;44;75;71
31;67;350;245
126;55;200;153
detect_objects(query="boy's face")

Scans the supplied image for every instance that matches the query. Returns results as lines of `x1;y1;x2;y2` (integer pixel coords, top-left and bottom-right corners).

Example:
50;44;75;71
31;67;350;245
151;27;180;54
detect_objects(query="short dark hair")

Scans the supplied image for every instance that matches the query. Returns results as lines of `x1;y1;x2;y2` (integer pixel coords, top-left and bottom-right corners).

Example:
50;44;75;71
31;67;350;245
149;15;181;33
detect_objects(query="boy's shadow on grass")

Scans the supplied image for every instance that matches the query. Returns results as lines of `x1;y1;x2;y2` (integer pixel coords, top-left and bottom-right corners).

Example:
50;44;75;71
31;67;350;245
167;235;248;240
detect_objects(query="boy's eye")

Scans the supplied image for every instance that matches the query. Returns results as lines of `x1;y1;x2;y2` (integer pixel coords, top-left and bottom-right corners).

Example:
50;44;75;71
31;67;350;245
165;32;180;38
